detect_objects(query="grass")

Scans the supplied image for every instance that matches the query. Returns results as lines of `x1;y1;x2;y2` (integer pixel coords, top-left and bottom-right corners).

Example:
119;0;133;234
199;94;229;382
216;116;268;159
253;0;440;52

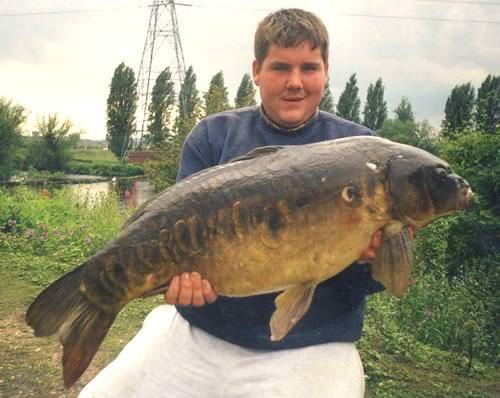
71;149;118;163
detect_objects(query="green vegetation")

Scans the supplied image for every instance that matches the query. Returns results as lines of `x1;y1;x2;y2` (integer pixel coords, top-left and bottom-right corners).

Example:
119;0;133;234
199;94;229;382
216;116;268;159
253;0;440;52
26;114;78;172
0;98;26;182
106;62;137;160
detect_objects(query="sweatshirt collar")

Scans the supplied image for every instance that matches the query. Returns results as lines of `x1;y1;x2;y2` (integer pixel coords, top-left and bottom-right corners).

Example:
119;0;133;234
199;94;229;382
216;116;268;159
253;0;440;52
259;106;319;134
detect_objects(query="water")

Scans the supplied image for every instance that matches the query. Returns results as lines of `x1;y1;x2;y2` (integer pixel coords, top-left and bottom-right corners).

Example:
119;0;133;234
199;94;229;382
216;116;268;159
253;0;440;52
65;179;156;208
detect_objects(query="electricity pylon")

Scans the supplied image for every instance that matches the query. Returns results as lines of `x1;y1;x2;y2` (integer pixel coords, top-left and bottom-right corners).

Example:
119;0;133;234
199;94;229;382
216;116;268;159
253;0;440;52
136;0;188;148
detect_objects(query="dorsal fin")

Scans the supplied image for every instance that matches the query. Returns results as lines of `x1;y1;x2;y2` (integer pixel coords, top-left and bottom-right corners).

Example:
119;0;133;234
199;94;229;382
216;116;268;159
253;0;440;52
229;146;285;163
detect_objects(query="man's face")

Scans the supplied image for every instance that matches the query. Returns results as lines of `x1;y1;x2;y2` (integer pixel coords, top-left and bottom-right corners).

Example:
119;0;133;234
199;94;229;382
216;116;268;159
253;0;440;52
252;42;328;128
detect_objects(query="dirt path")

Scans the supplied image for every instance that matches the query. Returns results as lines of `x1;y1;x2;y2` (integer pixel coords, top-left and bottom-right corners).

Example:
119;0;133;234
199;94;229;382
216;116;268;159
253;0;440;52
0;265;161;397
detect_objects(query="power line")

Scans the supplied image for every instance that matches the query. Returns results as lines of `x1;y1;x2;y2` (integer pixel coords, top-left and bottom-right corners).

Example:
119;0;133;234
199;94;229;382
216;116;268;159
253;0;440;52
414;0;500;5
339;13;500;25
1;3;499;25
0;6;146;17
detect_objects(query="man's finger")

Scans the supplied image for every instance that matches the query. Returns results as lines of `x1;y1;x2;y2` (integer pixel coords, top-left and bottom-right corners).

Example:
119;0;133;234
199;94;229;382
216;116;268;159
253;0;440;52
202;280;218;304
190;272;205;307
371;230;383;249
178;272;193;306
165;275;180;305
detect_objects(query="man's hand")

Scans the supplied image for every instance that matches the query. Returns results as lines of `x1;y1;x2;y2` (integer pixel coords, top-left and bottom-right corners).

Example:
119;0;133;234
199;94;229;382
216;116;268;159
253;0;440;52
359;230;383;262
359;227;415;262
164;272;218;307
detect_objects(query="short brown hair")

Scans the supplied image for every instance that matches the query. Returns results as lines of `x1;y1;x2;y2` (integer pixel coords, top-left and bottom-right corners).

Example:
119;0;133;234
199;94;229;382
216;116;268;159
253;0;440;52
254;8;329;64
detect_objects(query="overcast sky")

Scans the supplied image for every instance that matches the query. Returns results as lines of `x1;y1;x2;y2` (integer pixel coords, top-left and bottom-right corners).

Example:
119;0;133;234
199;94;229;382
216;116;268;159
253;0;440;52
1;0;499;140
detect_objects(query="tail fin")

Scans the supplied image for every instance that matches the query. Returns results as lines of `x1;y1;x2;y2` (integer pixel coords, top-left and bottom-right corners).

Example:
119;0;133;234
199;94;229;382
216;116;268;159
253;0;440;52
26;265;117;388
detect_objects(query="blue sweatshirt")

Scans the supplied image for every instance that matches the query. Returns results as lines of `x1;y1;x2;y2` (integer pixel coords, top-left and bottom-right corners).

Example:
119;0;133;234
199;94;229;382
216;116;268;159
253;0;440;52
176;106;383;350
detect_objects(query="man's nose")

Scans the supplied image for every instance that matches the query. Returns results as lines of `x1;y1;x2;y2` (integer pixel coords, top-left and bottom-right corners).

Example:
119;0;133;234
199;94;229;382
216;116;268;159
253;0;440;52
286;68;303;90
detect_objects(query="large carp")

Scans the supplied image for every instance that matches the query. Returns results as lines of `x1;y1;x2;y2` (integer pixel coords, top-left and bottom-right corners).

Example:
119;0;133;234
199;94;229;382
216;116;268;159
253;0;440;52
26;136;473;387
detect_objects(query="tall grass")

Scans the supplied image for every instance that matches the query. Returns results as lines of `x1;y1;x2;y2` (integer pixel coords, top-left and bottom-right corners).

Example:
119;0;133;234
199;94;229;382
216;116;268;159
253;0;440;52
0;187;128;285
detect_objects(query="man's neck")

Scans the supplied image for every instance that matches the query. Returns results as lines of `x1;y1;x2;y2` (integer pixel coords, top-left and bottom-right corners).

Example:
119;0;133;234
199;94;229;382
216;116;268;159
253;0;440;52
260;106;319;133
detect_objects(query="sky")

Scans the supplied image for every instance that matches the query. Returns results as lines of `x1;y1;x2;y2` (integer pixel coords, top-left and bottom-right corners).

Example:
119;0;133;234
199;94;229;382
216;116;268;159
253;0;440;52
0;0;499;140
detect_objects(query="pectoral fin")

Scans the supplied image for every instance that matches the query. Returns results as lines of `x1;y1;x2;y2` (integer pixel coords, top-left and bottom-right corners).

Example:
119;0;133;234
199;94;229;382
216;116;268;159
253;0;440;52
270;283;317;341
371;227;413;298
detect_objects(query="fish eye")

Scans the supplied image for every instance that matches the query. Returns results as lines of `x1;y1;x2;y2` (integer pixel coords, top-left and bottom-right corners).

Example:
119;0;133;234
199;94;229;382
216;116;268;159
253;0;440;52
341;186;358;203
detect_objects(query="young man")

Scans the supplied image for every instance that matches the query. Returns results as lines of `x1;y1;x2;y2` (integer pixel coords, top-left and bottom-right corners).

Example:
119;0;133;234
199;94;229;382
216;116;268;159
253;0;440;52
80;8;382;397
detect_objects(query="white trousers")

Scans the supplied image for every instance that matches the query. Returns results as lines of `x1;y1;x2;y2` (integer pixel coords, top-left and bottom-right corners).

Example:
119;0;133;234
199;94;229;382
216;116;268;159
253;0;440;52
79;305;365;398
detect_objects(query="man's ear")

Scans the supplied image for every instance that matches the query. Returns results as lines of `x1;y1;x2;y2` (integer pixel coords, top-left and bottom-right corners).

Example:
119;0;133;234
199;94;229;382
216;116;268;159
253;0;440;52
252;60;261;86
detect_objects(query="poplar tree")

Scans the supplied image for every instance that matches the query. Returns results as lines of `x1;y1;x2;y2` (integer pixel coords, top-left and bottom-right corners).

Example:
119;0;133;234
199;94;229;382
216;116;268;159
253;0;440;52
475;74;499;134
106;62;137;159
394;97;415;123
204;71;231;116
146;67;175;147
442;83;475;137
363;78;387;130
235;73;256;108
319;79;334;113
336;74;361;123
176;65;202;140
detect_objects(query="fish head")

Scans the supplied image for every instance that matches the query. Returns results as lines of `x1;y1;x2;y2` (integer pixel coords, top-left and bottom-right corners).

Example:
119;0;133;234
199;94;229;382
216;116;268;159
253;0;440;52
388;147;474;229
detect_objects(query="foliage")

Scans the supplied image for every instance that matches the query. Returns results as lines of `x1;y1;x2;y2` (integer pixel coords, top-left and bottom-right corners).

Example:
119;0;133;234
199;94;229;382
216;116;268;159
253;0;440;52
336;73;361;123
26;114;76;172
0;188;126;284
394;97;415;123
319;79;334;113
363;78;387;130
106;62;138;160
377;119;438;153
175;65;202;140
442;83;475;137
143;137;181;191
204;71;231;116
475;74;499;134
0;98;26;181
145;67;175;147
146;66;203;192
234;73;256;108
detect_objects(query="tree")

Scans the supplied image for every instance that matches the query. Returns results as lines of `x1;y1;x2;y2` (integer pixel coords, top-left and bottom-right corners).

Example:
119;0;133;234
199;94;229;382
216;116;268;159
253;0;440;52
475;74;499;134
378;119;437;153
442;82;475;137
146;66;202;191
0;98;26;181
146;67;175;147
106;62;137;160
319;79;334;113
336;74;361;123
234;73;256;108
28;114;76;171
204;71;231;116
175;65;202;140
363;78;387;130
394;97;415;123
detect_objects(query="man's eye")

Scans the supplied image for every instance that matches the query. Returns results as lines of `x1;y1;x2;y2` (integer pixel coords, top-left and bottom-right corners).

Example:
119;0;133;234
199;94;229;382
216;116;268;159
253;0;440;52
302;64;319;72
271;64;290;71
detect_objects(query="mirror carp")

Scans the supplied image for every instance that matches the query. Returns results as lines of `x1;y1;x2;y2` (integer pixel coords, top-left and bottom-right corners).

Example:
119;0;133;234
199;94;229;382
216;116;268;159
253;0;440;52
26;136;473;387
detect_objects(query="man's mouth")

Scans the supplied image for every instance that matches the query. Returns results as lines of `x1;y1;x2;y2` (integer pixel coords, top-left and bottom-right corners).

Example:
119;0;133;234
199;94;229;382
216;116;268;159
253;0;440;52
282;97;304;102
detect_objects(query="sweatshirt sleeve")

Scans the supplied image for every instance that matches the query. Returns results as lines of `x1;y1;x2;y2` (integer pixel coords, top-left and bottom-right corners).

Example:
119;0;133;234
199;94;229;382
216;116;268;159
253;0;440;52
176;121;214;182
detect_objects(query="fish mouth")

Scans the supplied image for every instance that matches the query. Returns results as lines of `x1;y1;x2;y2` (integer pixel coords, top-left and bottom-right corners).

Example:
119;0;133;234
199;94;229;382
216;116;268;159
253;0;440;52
458;187;474;209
